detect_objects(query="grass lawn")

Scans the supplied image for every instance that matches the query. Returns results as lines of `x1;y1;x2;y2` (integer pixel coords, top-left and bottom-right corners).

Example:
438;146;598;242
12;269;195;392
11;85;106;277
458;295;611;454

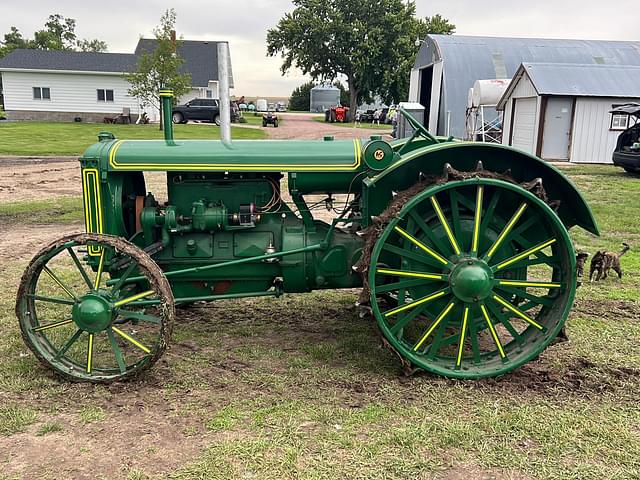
0;165;638;479
238;113;284;127
0;121;266;156
311;116;393;131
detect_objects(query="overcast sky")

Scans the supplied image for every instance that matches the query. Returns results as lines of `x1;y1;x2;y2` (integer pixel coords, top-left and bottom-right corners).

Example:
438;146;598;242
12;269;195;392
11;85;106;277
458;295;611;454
1;0;638;96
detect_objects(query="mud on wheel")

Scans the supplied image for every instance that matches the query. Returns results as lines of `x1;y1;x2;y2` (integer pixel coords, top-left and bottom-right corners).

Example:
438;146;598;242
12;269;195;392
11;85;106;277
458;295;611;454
16;233;174;382
368;177;576;379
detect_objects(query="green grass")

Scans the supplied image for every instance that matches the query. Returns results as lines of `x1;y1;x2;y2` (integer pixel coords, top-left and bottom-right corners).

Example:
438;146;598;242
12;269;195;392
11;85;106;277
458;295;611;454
0;197;83;224
0;165;638;479
312;116;392;130
36;421;63;436
238;113;284;127
0;121;266;156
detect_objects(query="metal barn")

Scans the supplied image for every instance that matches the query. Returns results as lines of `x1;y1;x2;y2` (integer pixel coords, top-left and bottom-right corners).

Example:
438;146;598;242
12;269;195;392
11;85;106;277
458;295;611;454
310;84;340;113
497;63;640;163
409;35;640;138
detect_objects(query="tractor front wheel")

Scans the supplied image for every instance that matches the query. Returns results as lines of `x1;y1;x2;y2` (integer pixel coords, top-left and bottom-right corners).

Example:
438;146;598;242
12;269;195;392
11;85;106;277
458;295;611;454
16;233;174;382
368;178;576;379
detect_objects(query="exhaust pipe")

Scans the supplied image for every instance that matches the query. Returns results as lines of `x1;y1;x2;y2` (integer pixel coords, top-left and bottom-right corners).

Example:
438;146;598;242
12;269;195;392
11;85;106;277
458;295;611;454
217;42;231;145
159;89;176;146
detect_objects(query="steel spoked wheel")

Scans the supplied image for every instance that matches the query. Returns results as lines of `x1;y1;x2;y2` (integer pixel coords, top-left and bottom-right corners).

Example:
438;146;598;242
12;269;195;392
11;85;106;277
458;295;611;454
369;179;576;379
16;233;174;382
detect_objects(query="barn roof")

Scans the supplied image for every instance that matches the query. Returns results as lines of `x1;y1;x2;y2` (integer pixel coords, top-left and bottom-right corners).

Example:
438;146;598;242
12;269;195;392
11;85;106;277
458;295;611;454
498;63;640;109
414;34;640;137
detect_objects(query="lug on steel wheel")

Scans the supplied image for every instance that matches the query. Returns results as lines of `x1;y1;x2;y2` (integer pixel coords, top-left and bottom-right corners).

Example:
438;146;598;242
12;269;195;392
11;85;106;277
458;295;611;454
369;178;576;379
16;233;174;382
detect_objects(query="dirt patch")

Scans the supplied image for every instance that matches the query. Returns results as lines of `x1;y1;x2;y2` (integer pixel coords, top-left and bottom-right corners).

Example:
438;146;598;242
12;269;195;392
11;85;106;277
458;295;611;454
573;298;640;322
438;463;532;480
264;112;392;140
0;157;81;203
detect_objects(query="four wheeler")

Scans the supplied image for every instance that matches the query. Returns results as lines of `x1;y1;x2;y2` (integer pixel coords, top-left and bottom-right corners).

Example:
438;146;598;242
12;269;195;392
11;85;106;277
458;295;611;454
262;110;279;127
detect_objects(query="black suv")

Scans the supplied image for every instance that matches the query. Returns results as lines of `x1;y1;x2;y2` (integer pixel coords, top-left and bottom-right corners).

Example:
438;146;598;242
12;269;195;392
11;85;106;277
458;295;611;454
611;104;640;173
172;98;222;125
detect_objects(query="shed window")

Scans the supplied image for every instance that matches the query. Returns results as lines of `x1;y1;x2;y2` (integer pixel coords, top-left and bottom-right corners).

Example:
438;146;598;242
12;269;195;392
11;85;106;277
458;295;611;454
97;89;114;102
33;87;50;100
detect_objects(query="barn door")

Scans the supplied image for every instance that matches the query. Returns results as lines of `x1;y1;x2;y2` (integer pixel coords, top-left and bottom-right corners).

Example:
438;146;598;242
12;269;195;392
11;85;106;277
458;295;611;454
541;97;574;161
511;97;537;154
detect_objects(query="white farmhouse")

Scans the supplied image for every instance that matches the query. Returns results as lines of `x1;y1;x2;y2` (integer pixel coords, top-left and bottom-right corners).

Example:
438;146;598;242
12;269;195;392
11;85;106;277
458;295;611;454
0;39;233;122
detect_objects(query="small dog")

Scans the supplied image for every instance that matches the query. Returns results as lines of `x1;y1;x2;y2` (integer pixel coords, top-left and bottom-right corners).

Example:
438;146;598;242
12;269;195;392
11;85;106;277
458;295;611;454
575;251;589;287
589;243;630;281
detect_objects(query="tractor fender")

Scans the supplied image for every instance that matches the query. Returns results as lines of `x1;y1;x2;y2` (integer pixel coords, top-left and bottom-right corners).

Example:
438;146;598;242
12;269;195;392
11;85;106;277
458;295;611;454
364;141;598;235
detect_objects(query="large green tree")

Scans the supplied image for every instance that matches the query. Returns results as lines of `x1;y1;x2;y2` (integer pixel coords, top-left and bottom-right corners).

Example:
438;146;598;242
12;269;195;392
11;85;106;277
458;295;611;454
288;81;315;111
126;9;191;130
267;0;454;113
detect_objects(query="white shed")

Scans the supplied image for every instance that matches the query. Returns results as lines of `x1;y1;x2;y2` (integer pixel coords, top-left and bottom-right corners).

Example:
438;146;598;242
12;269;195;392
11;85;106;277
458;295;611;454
497;63;640;163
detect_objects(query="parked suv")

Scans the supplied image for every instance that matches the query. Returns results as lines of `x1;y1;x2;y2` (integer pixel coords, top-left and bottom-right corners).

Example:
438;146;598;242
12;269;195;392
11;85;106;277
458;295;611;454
611;104;640;173
172;98;223;125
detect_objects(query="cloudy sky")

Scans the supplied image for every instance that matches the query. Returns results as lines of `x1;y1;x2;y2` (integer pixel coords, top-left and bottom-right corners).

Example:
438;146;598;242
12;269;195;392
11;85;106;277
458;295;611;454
1;0;638;96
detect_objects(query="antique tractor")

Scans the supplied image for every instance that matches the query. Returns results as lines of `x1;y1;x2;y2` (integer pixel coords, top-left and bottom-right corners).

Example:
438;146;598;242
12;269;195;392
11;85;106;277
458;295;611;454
16;89;598;382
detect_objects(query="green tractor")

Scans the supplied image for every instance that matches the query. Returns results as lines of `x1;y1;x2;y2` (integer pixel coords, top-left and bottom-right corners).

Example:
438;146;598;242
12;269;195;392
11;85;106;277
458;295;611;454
16;89;597;382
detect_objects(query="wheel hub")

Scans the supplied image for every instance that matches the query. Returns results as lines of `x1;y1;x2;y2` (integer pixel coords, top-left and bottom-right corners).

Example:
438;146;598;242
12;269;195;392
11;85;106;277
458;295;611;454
450;258;493;303
71;294;113;333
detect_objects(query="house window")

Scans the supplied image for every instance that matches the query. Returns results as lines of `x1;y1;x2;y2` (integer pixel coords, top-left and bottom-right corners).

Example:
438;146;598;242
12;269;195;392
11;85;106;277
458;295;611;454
97;89;114;102
33;87;51;100
205;89;213;98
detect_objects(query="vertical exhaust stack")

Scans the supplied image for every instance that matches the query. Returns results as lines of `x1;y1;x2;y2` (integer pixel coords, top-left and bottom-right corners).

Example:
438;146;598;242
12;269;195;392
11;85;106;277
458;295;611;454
160;89;176;146
217;42;232;145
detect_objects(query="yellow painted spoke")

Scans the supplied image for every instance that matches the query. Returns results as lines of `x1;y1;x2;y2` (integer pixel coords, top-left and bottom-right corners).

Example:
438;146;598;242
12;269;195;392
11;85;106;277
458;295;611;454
430;196;461;255
393;226;449;265
485;203;527;260
33;319;74;332
495;239;556;271
472;186;483;254
414;302;455;351
42;266;78;301
497;280;562;289
86;333;94;373
480;304;506;358
94;249;106;289
112;326;151;354
114;289;155;307
377;268;446;281
384;289;448;318
492;294;544;330
456;307;469;368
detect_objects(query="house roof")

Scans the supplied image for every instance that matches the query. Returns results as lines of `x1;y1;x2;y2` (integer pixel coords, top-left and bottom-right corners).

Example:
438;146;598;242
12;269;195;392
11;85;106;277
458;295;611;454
0;39;233;88
134;39;233;88
414;34;640;137
0;49;138;73
497;63;640;109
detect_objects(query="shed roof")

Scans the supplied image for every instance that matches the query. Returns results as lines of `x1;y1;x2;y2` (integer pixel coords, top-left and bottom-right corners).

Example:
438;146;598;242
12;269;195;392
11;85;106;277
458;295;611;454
0;49;138;73
414;34;640;137
498;63;640;109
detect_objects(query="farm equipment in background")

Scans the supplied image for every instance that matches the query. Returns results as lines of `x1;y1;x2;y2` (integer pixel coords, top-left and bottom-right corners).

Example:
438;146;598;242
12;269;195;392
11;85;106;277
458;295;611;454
16;89;598;383
324;105;350;123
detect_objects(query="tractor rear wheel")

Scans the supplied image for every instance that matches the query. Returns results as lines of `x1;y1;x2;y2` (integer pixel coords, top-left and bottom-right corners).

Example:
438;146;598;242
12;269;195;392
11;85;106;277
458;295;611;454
16;233;174;383
368;178;576;379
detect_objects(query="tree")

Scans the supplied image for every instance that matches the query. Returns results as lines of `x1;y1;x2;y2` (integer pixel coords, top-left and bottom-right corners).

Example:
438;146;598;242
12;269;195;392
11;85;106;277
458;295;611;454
334;81;349;107
288;81;315;111
126;9;192;130
380;13;455;104
77;39;108;53
0;27;28;58
267;0;454;114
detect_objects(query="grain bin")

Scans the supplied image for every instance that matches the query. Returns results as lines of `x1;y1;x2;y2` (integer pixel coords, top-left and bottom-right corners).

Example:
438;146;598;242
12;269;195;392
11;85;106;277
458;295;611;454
310;84;340;113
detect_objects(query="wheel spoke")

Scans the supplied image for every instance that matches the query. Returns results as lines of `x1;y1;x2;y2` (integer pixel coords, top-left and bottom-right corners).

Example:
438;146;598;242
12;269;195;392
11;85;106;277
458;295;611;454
376;278;432;294
114;289;155;308
480;304;506;359
118;309;162;324
493;238;556;271
498;253;559;270
407;210;451;257
393;226;450;266
456;307;470;368
54;329;83;360
478;189;502;245
86;333;94;373
471;186;483;254
383;288;449;318
383;243;446;270
110;261;139;293
494;284;554;308
112;326;151;353
32;318;74;332
484;203;527;260
425;315;449;359
467;312;482;363
67;247;94;290
42;266;78;301
28;294;76;306
390;301;430;335
430;196;461;255
491;294;545;331
485;301;524;346
449;189;463;250
496;280;562;289
94;249;106;289
107;328;127;374
413;301;456;351
376;268;446;281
